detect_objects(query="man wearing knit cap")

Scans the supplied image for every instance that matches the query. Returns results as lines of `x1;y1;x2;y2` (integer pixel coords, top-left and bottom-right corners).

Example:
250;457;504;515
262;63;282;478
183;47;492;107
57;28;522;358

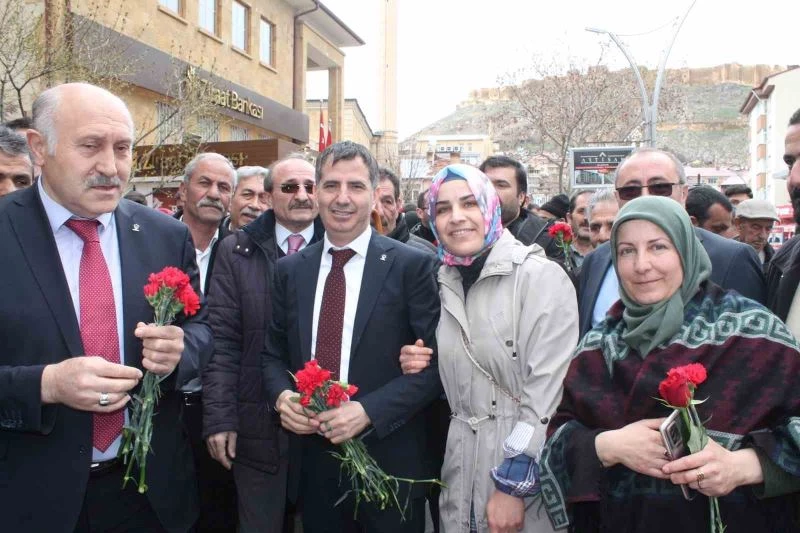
538;193;569;220
734;199;780;266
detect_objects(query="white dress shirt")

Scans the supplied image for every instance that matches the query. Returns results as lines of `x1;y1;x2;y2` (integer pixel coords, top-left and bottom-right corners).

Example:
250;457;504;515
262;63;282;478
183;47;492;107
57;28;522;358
275;221;315;255
195;228;219;296
38;179;126;461
592;264;620;328
311;226;373;383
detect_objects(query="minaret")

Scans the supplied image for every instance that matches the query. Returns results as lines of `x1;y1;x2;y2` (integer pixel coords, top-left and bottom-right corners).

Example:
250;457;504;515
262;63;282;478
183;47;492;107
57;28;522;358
375;0;398;168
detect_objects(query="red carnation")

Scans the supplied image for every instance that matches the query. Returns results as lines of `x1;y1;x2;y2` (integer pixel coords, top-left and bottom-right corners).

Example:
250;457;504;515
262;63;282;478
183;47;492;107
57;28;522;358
326;383;349;408
346;384;358;397
680;363;707;386
295;360;331;396
143;282;159;298
299;395;311;407
548;222;574;244
176;284;200;317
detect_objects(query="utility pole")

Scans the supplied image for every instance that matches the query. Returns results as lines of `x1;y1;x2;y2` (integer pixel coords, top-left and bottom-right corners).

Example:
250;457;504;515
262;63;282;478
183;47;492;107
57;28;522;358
586;0;696;147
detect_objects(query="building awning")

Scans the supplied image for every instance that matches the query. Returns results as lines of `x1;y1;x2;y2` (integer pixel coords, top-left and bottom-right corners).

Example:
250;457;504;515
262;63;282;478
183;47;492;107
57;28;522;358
285;0;364;48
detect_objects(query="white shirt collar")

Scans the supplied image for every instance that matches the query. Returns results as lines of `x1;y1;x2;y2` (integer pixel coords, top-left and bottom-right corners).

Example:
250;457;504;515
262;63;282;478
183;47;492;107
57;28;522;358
275;221;315;247
38;177;113;232
322;225;372;259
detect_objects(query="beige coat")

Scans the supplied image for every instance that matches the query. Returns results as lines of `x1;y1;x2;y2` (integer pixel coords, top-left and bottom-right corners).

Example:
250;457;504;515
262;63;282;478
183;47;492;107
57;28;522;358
437;231;578;533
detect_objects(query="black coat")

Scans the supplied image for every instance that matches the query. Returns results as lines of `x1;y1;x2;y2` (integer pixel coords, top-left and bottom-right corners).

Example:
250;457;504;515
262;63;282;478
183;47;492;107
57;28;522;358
767;235;800;321
202;211;324;473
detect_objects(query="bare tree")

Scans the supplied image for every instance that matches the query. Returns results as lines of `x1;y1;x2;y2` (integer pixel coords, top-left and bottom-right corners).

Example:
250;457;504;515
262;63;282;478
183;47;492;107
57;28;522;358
495;49;683;193
0;0;140;120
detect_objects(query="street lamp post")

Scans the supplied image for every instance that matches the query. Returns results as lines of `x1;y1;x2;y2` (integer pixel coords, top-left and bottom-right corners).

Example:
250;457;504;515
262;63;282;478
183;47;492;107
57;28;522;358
586;1;695;147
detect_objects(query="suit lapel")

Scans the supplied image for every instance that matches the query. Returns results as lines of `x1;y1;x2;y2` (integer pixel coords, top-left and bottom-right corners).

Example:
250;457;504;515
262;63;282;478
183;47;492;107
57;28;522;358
586;244;611;318
296;243;323;361
115;202;150;372
351;234;394;358
7;187;83;356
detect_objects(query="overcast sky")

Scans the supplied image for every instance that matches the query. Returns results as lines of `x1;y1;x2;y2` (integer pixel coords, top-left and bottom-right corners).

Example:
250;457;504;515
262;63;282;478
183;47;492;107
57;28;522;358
307;0;797;139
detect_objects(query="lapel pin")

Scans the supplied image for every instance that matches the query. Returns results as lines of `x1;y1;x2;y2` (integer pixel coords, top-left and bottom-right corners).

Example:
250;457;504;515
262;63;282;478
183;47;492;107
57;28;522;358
380;254;387;262
132;223;140;232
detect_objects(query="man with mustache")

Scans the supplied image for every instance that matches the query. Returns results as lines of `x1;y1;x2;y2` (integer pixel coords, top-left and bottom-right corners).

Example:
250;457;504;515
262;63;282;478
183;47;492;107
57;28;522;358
767;108;800;336
203;153;324;531
566;189;594;269
0;82;211;532
227;166;269;231
176;151;238;531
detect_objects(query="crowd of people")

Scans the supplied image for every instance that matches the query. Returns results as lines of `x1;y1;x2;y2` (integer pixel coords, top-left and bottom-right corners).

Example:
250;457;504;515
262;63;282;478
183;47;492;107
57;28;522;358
1;81;800;533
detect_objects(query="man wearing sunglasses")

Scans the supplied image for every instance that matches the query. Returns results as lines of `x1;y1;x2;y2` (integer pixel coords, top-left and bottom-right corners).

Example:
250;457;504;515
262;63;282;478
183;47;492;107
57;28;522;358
577;147;766;337
203;153;324;531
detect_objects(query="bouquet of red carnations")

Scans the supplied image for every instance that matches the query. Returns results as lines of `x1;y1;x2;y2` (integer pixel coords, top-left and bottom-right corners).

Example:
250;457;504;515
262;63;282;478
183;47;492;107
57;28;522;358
292;360;442;518
658;363;725;533
120;266;200;493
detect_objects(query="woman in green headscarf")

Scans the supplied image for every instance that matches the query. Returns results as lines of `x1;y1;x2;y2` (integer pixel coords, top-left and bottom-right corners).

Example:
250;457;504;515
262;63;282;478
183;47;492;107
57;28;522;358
538;196;800;533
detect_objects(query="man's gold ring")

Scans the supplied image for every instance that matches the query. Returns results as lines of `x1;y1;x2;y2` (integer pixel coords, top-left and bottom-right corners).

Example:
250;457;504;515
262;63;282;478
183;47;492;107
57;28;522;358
696;470;705;484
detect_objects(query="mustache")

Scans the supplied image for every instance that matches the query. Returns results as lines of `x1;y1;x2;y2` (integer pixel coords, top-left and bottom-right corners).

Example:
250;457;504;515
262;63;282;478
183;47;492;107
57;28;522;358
197;198;224;211
240;206;262;217
86;175;122;188
290;200;314;210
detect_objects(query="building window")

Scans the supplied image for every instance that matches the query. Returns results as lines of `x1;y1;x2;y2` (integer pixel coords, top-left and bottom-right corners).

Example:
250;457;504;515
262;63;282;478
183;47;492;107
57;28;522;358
199;0;217;35
159;0;181;14
156;102;181;144
197;117;220;142
259;18;274;66
231;1;249;51
230;125;249;141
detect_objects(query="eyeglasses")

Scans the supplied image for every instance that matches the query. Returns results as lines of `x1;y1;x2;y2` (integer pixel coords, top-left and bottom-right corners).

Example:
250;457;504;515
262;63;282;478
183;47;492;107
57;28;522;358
279;183;315;194
615;182;679;201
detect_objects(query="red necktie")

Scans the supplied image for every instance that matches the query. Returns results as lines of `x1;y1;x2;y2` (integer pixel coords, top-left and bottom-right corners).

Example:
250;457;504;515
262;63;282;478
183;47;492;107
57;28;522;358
315;248;356;380
286;234;305;255
65;219;123;452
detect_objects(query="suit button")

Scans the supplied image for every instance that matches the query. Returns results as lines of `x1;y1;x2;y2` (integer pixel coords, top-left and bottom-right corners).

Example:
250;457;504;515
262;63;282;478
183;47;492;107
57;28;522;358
540;416;550;425
505;340;513;347
78;445;86;455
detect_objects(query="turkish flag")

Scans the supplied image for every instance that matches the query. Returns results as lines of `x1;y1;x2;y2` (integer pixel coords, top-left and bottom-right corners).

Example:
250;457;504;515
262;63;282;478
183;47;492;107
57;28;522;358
318;111;326;153
326;121;332;148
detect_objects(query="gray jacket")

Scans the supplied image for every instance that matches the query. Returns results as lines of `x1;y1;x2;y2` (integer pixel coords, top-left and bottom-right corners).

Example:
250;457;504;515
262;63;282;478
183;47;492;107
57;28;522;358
436;231;578;533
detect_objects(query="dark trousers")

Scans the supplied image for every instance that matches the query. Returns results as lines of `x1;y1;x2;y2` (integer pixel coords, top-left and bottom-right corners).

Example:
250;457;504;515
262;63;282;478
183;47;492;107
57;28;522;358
74;461;167;533
183;391;238;532
232;450;289;533
425;398;451;533
299;447;425;533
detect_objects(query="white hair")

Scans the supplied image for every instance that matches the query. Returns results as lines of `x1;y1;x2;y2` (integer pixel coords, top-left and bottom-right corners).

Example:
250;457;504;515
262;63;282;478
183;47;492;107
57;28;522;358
32;83;135;156
586;188;618;223
235;165;269;192
183;152;237;188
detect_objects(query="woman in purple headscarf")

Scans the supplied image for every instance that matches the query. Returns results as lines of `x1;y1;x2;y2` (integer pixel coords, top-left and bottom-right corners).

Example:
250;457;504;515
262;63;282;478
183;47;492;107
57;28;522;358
402;165;579;532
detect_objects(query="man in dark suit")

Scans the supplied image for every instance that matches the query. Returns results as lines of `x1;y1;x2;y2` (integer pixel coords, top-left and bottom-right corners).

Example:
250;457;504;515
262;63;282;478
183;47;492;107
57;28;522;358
262;141;442;533
204;154;324;532
578;148;766;337
0;83;211;532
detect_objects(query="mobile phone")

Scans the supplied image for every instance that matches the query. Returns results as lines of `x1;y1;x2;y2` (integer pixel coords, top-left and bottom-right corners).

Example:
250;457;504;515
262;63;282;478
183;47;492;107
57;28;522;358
659;409;696;500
